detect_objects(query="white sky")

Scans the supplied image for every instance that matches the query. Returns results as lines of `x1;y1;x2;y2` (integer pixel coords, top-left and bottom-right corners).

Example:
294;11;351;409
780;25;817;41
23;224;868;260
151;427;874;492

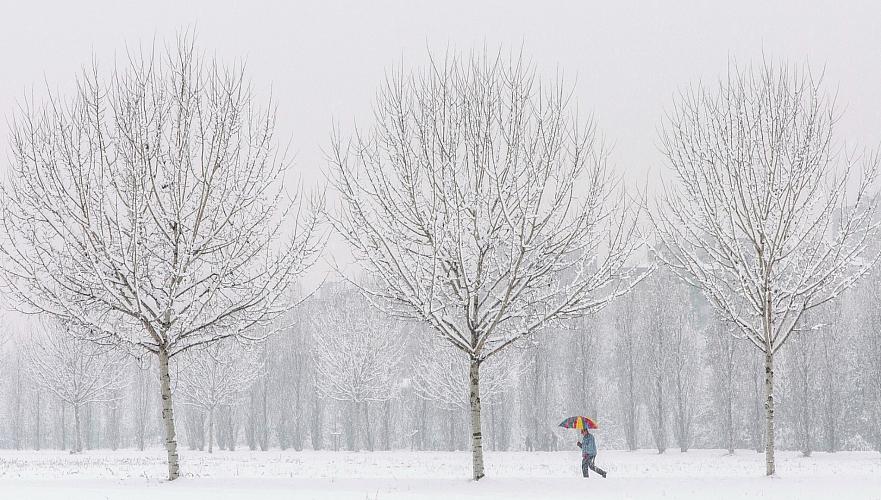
1;0;880;289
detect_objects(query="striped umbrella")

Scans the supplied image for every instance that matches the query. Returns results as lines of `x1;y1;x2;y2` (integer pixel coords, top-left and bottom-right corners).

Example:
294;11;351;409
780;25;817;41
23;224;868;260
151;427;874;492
558;416;599;430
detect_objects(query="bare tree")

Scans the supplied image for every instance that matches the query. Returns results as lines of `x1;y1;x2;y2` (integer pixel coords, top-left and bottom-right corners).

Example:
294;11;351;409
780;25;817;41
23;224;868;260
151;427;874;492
638;274;674;454
613;293;642;451
0;36;322;479
26;321;125;452
130;359;155;451
705;321;740;454
177;339;261;453
329;49;642;480
568;315;601;430
853;267;881;454
411;332;520;413
784;318;818;456
816;307;848;453
654;61;879;475
310;287;405;451
669;289;700;452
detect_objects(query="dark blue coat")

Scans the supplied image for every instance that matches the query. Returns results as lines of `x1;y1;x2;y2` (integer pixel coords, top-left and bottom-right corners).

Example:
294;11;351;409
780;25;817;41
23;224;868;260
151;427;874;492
578;432;597;456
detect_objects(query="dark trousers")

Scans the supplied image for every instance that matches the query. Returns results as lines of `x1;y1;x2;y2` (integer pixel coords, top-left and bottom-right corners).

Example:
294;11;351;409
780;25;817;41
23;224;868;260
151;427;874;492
582;455;606;478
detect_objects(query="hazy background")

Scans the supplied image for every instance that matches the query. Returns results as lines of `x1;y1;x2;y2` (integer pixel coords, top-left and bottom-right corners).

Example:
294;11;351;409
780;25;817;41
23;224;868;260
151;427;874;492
1;0;879;288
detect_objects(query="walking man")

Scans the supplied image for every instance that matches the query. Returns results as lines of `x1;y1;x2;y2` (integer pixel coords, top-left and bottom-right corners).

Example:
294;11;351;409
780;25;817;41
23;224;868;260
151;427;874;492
578;428;607;478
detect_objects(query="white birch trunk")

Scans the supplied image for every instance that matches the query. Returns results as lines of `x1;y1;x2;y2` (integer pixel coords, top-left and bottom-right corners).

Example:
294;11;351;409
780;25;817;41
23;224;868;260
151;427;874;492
764;349;775;476
469;359;485;481
159;347;180;480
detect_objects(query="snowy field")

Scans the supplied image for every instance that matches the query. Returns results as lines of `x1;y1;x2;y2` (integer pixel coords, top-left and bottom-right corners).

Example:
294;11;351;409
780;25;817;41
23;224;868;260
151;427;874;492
1;449;879;499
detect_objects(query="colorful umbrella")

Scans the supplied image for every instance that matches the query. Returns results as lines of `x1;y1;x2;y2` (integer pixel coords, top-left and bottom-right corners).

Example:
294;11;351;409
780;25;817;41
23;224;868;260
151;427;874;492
559;416;599;430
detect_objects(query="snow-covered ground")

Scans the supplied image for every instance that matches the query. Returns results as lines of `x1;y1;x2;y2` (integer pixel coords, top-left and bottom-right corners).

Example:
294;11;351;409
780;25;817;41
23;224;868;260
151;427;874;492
1;448;880;499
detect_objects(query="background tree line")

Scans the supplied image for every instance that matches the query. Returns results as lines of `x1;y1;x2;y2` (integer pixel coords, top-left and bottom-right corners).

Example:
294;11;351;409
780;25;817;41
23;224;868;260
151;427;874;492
3;267;879;456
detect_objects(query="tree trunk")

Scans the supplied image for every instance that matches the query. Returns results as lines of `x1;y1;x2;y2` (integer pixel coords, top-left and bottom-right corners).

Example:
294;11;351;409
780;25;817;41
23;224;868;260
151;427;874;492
655;376;666;454
418;398;427;451
676;398;686;453
448;407;456;451
310;390;323;451
363;402;374;451
84;404;93;450
109;398;119;451
469;359;485;481
159;347;180;480
764;349;775;476
752;355;764;453
382;399;391;451
34;391;41;451
488;400;495;451
73;405;82;453
260;376;269;451
348;401;358;451
208;407;215;454
226;406;237;451
60;402;66;451
726;387;735;455
293;359;304;451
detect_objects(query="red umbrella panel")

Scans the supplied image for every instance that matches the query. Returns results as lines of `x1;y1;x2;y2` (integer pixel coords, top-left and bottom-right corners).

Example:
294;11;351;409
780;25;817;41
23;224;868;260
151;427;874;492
559;416;599;430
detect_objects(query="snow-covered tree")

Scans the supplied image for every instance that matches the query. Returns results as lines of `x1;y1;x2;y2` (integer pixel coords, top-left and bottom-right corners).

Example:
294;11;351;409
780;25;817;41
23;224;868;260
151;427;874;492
653;61;879;475
329;49;643;480
852;267;881;453
26;321;125;452
130;359;156;451
0;36;323;479
411;331;521;412
638;274;675;454
567;315;601;431
783;317;819;456
177;339;261;453
815;308;850;453
668;287;700;452
310;288;405;451
612;292;642;451
704;321;741;454
411;332;526;452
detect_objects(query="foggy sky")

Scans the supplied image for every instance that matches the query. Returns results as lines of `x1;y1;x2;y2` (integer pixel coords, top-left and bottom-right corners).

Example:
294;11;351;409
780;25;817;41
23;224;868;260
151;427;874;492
1;0;880;289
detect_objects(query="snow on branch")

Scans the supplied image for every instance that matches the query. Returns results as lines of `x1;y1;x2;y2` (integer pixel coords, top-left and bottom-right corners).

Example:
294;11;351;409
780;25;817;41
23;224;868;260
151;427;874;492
653;60;880;355
0;37;325;358
328;49;645;363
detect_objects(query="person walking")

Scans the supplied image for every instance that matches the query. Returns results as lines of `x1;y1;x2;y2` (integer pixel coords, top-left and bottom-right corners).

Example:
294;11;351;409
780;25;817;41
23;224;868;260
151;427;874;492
577;428;607;478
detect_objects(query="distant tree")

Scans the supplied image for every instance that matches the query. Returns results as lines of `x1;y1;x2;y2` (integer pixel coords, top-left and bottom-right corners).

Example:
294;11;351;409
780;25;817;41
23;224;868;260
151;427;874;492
705;320;740;454
411;330;521;413
852;267;881;454
568;315;601;430
311;288;405;451
613;293;642;451
668;289;700;452
784;318;819;457
26;321;125;453
638;274;674;454
130;359;155;451
654;61;879;474
177;339;261;453
816;307;849;453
